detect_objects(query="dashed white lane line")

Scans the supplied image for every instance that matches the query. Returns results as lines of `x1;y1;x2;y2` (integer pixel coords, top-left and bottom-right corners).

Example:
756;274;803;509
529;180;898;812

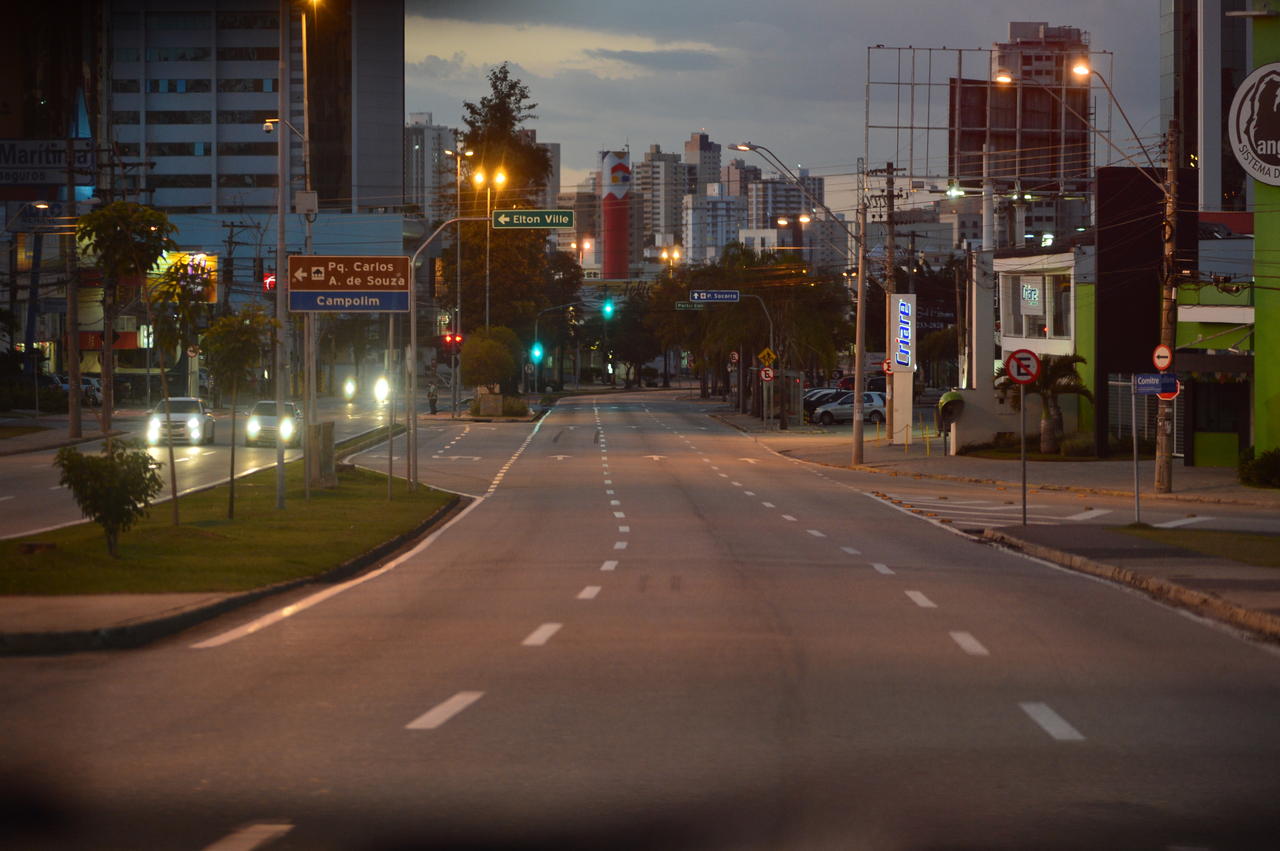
610;499;621;506
202;822;294;850
406;691;485;730
614;540;628;550
905;590;937;608
871;562;895;575
744;491;756;496
781;514;797;522
604;479;612;484
1019;701;1085;741
731;481;742;487
619;525;630;533
950;631;990;656
1065;508;1111;522
762;502;775;509
1154;516;1213;529
577;586;601;600
0;495;12;502
522;623;562;646
606;489;615;495
841;546;861;556
601;560;618;571
807;529;825;537
613;511;626;519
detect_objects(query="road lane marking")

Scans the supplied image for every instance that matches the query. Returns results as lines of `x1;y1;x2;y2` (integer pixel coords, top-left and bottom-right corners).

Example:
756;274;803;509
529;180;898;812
950;631;990;656
610;499;621;506
745;491;755;496
577;586;601;600
807;529;825;537
613;511;626;518
619;525;630;532
871;562;895;575
731;481;742;486
523;623;562;646
406;691;484;730
1019;702;1085;741
781;514;797;522
606;489;615;495
718;473;729;478
762;502;775;508
1065;508;1111;521
614;541;628;550
604;479;612;484
601;560;618;571
202;822;294;850
1154;516;1212;529
840;546;861;555
905;590;936;608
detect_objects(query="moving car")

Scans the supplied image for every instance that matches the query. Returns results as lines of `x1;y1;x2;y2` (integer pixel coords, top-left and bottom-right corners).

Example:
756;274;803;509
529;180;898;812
146;397;216;445
814;391;887;426
245;400;303;447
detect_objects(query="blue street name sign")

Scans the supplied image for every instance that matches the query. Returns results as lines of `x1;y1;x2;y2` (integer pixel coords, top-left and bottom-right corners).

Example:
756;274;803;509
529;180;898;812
1135;373;1178;395
289;290;409;312
688;289;740;303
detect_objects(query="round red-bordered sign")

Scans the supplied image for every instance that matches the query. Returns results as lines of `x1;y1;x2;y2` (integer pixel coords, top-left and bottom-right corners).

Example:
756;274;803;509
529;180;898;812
760;366;775;382
1153;344;1173;372
1004;349;1041;385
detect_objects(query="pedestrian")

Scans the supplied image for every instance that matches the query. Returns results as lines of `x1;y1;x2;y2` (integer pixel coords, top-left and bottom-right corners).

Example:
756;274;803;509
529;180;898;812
428;382;438;415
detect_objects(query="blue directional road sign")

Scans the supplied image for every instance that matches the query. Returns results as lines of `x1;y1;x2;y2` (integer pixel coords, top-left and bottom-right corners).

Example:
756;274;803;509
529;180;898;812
688;289;740;303
1134;373;1178;395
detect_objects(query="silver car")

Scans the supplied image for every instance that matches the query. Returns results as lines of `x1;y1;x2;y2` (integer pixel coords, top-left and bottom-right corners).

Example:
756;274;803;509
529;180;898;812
814;391;887;426
146;397;216;445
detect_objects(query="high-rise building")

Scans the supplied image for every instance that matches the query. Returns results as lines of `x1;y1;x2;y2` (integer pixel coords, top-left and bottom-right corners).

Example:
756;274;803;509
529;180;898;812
517;128;561;210
1161;0;1249;211
683;131;721;195
405;112;455;220
633;144;687;247
721;158;762;197
746;171;824;229
683;183;745;265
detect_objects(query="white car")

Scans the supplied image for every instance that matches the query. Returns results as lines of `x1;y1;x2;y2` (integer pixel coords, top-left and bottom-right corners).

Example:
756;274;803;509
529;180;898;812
814;391;887;426
146;397;216;445
245;400;303;447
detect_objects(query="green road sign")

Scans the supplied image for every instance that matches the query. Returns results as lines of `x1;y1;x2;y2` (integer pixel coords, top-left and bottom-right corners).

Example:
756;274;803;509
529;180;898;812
492;209;574;229
675;301;706;311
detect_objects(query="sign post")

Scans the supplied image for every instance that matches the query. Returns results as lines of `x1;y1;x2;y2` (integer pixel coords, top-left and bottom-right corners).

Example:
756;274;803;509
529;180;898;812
1004;349;1041;525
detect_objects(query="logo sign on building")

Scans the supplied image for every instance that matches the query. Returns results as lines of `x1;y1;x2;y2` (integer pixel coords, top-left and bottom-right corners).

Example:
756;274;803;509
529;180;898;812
0;140;95;186
892;294;917;372
1020;277;1044;316
1229;62;1280;186
287;255;411;312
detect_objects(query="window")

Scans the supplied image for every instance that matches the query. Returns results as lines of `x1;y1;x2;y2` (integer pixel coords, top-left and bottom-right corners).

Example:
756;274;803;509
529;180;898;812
150;174;212;188
218;109;276;125
218;13;278;29
113;48;141;62
150;110;212;124
218;174;276;188
216;46;278;61
112;111;140;125
112;79;140;93
219;141;276;156
148;79;212;93
153;142;210;157
147;12;211;29
217;78;277;93
146;46;212;61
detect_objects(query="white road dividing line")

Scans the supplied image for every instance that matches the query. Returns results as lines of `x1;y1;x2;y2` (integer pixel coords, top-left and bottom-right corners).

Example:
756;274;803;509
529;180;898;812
614;541;628;550
618;525;630;533
871;562;895;575
781;514;797;522
577;586;601;600
762;502;775;508
202;822;293;850
905;590;937;608
202;450;217;456
604;479;612;484
1019;701;1085;741
840;546;861;555
949;631;990;656
1065;508;1111;522
601;560;618;571
1154;516;1212;529
606;489;615;495
47;485;63;490
744;491;756;496
406;691;485;730
731;481;742;486
610;499;621;506
613;511;626;519
807;529;825;537
522;623;562;646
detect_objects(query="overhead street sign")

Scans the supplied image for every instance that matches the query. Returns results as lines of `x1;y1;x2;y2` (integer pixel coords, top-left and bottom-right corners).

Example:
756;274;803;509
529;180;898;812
1135;373;1179;395
1005;348;1041;385
675;301;705;311
492;209;574;228
689;289;740;303
288;254;411;312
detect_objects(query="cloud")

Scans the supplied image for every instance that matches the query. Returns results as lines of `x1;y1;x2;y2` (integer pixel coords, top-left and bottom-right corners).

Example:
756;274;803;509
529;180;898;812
583;48;725;73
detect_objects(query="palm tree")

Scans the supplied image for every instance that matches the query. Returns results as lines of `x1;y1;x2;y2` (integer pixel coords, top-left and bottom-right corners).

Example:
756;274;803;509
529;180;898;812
994;353;1094;454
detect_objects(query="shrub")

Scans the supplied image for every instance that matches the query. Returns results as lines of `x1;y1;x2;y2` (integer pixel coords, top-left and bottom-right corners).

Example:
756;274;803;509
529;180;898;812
502;397;529;417
53;440;164;557
1239;446;1280;488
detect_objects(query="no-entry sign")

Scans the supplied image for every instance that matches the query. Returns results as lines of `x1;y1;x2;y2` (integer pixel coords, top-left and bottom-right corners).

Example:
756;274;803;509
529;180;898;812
1153;344;1173;372
1005;349;1041;385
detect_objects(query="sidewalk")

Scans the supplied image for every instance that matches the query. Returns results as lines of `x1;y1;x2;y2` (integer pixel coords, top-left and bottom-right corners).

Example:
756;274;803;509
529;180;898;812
715;405;1280;641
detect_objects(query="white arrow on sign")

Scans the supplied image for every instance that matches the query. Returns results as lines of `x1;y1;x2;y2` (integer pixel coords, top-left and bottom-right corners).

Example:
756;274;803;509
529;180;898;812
497;213;511;225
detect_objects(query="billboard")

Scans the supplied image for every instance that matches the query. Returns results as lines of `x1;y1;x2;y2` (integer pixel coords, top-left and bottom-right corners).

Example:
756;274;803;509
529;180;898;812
0;140;95;186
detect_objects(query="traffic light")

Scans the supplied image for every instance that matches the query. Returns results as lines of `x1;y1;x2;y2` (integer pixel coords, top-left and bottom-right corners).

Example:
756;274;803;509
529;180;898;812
530;341;544;363
602;299;615;319
442;331;463;354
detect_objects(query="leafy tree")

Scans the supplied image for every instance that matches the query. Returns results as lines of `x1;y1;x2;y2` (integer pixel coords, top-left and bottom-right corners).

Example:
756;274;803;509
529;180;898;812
76;202;178;433
460;330;516;391
461;62;552;202
203;305;277;519
54;440;163;557
994;353;1094;454
612;293;662;388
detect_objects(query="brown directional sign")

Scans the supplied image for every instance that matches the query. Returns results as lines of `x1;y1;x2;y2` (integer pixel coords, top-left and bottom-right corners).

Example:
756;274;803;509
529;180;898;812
287;255;411;312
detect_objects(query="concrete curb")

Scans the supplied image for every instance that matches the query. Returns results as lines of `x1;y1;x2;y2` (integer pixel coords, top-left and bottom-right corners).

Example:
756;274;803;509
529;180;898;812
982;528;1280;642
0;493;465;656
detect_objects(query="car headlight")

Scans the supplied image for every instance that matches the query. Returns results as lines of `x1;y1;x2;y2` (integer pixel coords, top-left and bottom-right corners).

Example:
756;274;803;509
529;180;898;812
343;378;356;400
374;376;390;403
280;418;294;439
247;418;261;437
147;416;161;443
187;416;201;440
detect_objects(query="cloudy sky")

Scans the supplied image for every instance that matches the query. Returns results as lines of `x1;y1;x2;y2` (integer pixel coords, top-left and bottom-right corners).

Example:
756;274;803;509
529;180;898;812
404;1;1161;216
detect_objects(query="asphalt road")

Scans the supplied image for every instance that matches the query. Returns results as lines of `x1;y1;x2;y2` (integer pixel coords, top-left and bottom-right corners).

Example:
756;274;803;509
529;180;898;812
2;392;1279;850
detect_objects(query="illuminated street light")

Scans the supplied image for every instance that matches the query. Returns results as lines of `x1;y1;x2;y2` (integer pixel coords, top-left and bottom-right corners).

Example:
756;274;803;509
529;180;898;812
473;167;507;331
443;146;473;419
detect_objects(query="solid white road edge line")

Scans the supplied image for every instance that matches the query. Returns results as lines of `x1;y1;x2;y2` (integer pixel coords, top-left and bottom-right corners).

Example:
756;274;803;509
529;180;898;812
406;691;485;730
201;822;294;851
1019;701;1085;741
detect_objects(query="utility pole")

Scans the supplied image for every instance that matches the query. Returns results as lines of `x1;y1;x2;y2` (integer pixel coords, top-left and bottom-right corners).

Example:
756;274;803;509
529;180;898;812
883;161;897;444
1155;118;1179;493
66;137;82;438
851;200;869;464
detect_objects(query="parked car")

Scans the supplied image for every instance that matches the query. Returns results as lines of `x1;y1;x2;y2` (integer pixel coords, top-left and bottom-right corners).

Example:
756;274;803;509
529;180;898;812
245;400;302;447
146;397;216;446
814;391;887;426
57;375;101;405
803;387;844;420
836;374;887;393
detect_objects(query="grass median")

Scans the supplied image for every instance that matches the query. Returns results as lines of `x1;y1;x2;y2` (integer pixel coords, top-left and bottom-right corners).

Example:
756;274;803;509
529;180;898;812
1;445;453;595
1116;526;1280;568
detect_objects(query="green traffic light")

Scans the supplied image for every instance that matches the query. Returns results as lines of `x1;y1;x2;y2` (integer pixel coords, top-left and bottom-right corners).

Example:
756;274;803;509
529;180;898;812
531;341;544;363
602;300;615;319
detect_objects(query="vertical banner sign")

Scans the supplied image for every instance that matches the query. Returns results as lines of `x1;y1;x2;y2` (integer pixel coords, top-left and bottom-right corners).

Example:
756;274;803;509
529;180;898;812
601;150;631;280
892;294;917;372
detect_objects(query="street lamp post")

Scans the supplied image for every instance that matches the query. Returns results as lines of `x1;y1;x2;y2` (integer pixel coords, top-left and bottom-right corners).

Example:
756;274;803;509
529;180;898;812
472;168;506;332
444;146;473;419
